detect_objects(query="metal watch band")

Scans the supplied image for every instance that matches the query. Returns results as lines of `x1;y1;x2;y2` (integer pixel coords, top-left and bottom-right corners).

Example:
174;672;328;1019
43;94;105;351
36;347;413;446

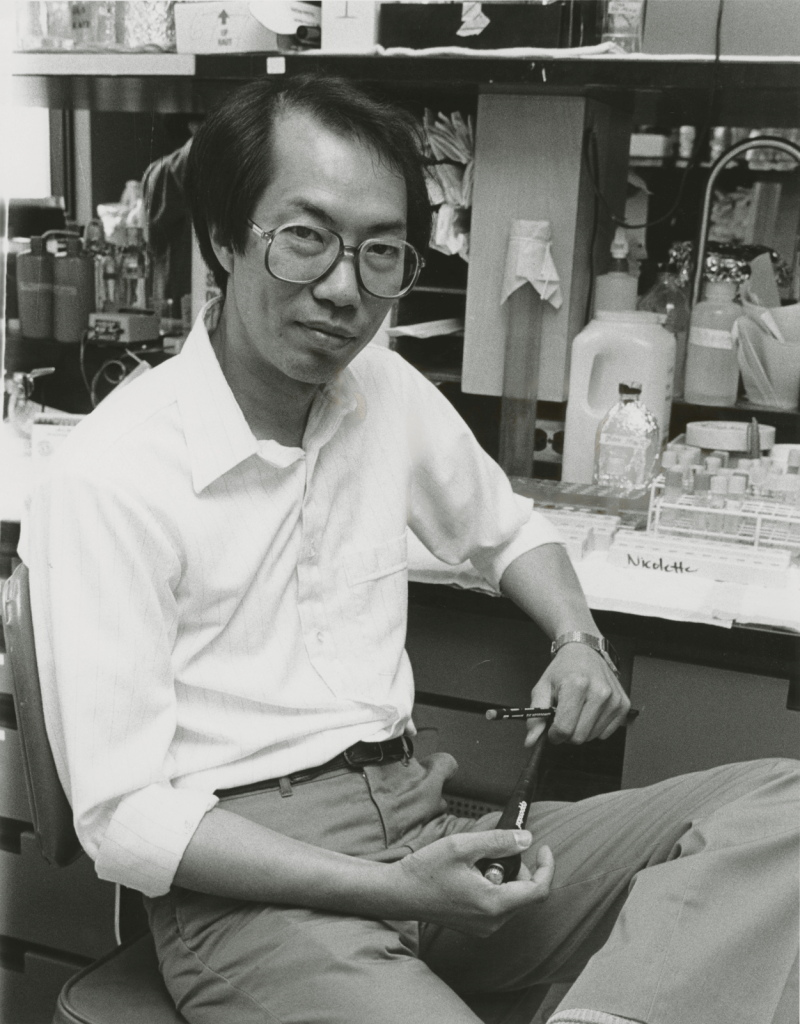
550;631;621;678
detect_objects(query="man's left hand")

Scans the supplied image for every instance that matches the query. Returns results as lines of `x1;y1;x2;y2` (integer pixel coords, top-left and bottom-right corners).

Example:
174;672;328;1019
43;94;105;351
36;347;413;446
525;642;630;747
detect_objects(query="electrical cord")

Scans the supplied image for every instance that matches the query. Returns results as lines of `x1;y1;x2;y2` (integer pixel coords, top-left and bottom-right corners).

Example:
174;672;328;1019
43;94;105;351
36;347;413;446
81;327;158;408
582;0;726;233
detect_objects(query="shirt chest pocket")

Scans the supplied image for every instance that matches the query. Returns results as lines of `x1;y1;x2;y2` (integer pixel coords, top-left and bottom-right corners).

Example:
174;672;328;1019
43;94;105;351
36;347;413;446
343;535;409;660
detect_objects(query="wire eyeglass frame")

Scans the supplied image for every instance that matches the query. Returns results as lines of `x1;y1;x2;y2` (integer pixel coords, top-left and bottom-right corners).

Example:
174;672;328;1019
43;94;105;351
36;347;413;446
247;220;425;300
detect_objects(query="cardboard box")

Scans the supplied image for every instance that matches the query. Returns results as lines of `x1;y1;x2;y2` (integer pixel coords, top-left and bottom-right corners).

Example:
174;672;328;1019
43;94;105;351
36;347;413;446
322;2;379;53
722;0;800;57
174;2;278;53
643;0;800;57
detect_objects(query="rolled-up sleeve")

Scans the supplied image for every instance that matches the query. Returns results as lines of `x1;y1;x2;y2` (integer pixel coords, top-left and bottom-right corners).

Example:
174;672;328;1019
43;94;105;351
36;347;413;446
19;465;217;897
403;365;564;588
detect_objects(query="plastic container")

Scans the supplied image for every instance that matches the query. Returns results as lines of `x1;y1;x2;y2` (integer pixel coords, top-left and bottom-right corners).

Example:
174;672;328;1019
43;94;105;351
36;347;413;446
562;310;676;484
16;236;54;339
594;382;661;494
638;268;690;398
594;227;638;314
684;280;741;405
53;236;95;343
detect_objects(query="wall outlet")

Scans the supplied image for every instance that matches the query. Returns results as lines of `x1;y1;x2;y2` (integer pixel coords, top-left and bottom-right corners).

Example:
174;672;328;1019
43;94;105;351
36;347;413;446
534;419;565;464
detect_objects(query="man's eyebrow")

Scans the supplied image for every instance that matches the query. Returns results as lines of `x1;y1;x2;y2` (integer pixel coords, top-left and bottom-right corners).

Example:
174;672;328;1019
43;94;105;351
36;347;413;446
287;200;407;236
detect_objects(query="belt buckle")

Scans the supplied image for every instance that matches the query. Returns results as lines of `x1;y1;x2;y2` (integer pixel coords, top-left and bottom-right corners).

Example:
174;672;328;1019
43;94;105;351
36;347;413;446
343;742;384;767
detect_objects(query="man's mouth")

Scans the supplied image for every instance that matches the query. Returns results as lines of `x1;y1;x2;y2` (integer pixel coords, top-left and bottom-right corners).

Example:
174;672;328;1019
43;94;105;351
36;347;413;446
298;321;356;343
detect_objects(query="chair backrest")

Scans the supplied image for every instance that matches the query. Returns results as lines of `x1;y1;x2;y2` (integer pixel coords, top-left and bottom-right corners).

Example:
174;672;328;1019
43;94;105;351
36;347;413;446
2;562;82;866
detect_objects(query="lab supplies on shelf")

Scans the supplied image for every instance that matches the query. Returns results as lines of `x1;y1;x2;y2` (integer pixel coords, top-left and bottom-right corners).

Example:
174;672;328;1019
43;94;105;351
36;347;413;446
647;475;800;557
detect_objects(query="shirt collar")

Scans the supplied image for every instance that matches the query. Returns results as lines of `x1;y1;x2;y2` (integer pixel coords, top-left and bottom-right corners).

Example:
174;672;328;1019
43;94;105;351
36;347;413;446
176;299;362;493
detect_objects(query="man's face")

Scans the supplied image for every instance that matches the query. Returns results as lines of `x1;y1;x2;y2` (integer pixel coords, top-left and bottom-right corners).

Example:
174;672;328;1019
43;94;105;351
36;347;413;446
216;111;407;387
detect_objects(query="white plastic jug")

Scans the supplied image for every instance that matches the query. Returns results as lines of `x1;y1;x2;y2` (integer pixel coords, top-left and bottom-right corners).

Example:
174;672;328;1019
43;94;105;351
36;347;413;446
562;311;676;483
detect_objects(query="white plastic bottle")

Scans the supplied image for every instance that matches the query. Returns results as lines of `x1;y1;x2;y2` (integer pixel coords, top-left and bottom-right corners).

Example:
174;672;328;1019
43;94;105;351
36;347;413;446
594;383;660;494
562;311;675;484
684;280;741;405
638;266;690;398
594;227;639;314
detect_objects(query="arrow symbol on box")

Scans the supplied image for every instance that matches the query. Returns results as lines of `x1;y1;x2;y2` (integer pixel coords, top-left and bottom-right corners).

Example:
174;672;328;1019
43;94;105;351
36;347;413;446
218;10;229;25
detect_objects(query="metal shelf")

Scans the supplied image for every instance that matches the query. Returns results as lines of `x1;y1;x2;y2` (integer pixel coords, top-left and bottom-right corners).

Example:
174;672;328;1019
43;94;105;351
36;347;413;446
10;51;800;123
11;52;195;76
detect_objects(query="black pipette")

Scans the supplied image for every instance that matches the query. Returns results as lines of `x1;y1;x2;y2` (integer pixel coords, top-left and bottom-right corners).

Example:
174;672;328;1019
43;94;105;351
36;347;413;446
477;728;548;885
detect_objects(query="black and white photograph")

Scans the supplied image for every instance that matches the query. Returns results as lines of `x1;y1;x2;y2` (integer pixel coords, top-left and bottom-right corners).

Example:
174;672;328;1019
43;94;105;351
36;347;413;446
1;2;798;1023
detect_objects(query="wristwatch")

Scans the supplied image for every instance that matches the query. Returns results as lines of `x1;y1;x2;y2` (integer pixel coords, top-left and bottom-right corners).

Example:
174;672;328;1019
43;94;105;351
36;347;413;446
550;631;621;679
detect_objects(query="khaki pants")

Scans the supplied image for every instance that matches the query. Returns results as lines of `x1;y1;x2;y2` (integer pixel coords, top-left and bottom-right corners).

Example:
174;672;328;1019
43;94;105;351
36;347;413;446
146;756;799;1024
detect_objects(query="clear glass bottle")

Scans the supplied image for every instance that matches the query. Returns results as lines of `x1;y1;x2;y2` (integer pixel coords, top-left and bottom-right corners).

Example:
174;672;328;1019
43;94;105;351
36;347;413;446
684;279;742;406
594;382;661;494
601;0;645;53
45;2;74;48
119;226;152;310
638;267;690;398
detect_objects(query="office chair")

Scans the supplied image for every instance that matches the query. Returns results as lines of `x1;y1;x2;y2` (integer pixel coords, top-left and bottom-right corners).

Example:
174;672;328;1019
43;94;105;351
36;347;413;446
2;563;185;1024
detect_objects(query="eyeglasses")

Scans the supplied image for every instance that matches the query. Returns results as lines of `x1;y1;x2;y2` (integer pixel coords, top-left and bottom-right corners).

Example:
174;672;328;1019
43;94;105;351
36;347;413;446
247;220;424;300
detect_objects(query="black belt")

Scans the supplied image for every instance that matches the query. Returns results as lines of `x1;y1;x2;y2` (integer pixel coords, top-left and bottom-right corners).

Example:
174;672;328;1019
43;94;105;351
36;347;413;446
215;736;413;799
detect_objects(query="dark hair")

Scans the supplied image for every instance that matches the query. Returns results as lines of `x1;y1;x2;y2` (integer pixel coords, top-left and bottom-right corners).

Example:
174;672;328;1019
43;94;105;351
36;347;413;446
185;74;431;293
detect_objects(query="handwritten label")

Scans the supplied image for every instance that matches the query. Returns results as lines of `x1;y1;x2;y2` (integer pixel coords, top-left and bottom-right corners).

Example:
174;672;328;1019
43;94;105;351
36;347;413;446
626;554;699;574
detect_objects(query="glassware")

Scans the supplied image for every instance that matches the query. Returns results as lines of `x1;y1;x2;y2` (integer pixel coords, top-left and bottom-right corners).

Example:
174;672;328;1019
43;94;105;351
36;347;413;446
16;2;48;50
594;382;660;495
118;0;175;51
119;226;153;310
601;0;645;54
94;1;117;46
45;2;74;48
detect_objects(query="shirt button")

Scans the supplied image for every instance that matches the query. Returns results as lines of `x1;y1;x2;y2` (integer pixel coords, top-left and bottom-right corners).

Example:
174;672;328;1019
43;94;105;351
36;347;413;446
316;630;325;644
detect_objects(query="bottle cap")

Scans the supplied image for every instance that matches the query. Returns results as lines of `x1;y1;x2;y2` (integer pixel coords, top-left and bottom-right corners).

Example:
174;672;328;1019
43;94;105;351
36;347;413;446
65;237;82;256
704;456;723;473
710;475;729;495
610;226;629;260
661;449;679;469
29;236;45;254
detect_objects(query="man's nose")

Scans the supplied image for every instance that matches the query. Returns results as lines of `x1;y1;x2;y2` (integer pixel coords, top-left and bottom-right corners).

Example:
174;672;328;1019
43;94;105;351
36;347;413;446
311;251;361;308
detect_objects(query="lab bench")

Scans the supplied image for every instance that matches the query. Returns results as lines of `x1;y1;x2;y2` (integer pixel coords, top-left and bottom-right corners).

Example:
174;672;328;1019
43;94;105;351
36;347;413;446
1;535;798;1023
408;580;800;801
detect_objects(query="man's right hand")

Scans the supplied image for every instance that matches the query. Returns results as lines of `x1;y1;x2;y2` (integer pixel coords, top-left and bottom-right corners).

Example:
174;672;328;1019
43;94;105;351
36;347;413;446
175;807;553;935
388;829;554;937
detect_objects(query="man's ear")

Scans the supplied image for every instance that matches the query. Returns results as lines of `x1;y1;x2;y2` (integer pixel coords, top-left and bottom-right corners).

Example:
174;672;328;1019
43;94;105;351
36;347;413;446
209;223;234;275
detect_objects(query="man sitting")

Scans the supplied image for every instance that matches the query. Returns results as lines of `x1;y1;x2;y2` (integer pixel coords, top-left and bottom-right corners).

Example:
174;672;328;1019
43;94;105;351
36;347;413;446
21;74;799;1024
